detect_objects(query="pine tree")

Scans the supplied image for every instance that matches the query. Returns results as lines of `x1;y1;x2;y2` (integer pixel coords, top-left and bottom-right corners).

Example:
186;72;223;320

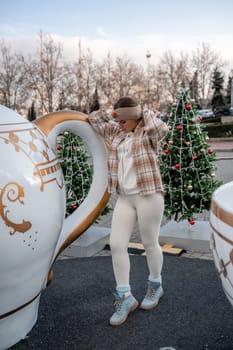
189;71;200;108
27;101;37;121
226;74;232;106
211;66;227;116
90;86;100;112
158;87;222;224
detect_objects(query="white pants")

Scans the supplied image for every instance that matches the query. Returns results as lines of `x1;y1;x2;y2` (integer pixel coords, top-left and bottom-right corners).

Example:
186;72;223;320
110;192;164;288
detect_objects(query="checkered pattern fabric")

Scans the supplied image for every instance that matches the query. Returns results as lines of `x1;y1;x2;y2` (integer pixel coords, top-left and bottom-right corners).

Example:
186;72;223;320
88;109;169;195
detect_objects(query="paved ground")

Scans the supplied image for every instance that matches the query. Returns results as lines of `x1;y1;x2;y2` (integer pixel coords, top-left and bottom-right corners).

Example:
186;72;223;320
11;255;233;350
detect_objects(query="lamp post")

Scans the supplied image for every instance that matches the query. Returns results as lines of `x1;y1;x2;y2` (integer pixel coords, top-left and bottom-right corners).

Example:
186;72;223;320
146;51;151;107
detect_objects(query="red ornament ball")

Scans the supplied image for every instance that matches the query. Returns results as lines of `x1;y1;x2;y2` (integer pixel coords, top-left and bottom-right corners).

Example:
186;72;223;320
208;148;214;154
185;104;192;110
112;111;117;118
192;154;198;160
57;145;61;150
189;219;195;225
177;125;183;131
164;149;169;154
71;204;78;209
198;115;203;121
175;163;181;169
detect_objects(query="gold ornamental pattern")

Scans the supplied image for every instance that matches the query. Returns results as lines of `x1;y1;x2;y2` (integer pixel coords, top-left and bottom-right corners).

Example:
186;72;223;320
0;182;32;235
0;122;64;236
210;227;233;304
0;122;64;191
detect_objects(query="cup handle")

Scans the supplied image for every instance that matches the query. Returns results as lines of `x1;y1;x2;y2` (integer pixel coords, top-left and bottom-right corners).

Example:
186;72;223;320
34;110;110;261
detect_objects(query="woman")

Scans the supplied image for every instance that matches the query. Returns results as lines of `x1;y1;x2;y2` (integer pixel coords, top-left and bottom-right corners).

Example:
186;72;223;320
88;96;169;326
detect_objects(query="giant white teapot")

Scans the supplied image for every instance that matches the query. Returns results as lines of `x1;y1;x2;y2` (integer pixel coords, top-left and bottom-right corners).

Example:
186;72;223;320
0;105;109;350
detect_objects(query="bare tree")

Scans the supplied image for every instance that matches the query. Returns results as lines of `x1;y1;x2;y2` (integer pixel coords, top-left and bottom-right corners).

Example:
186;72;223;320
20;54;41;115
191;42;225;107
0;37;228;116
156;50;191;108
112;55;145;101
57;62;77;110
113;55;131;97
40;32;63;112
82;49;97;113
76;40;83;111
130;64;147;105
20;34;65;116
96;52;115;104
73;44;99;112
0;40;25;110
96;53;145;105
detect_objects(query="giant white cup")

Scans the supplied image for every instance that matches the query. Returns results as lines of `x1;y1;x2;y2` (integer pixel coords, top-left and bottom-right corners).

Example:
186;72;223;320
210;181;233;307
0;105;109;350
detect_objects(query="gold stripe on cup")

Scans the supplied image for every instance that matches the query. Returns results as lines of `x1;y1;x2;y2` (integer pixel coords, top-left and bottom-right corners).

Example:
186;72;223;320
211;199;233;228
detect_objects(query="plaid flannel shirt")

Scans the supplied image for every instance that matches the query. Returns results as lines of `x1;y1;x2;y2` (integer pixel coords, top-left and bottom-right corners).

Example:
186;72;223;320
88;109;169;195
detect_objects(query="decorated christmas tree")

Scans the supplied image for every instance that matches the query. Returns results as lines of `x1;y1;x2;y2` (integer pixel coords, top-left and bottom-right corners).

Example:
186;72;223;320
158;87;222;224
56;131;93;216
56;131;111;219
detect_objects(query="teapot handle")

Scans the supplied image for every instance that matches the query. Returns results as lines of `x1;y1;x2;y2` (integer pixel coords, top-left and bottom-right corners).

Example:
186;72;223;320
34;110;110;261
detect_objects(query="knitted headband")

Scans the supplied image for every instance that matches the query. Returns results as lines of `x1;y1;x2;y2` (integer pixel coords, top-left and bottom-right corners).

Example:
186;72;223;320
112;105;142;120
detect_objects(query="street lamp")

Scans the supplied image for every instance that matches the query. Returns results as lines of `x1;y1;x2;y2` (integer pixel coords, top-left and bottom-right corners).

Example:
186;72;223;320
146;51;151;106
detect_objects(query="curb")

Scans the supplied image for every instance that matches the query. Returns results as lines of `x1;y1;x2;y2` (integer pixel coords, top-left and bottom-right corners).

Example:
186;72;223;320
209;139;233;152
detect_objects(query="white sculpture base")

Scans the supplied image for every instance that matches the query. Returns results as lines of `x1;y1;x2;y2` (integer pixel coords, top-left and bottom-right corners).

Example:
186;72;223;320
160;220;211;253
62;226;110;258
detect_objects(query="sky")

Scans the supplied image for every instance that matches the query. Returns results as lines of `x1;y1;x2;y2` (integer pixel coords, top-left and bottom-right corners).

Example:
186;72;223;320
1;0;233;70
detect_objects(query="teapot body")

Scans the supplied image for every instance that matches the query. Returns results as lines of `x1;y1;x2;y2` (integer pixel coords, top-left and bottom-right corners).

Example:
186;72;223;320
0;105;109;349
0;105;66;349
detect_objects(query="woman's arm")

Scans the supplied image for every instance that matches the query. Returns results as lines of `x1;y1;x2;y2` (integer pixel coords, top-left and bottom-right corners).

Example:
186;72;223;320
143;109;169;141
88;110;117;142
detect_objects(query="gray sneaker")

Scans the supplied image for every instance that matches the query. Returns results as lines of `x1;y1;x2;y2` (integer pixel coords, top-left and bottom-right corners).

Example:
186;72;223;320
109;293;139;326
140;280;164;310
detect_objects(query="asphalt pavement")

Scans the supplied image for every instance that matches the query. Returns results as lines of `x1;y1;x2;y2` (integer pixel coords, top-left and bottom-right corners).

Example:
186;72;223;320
10;255;233;350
